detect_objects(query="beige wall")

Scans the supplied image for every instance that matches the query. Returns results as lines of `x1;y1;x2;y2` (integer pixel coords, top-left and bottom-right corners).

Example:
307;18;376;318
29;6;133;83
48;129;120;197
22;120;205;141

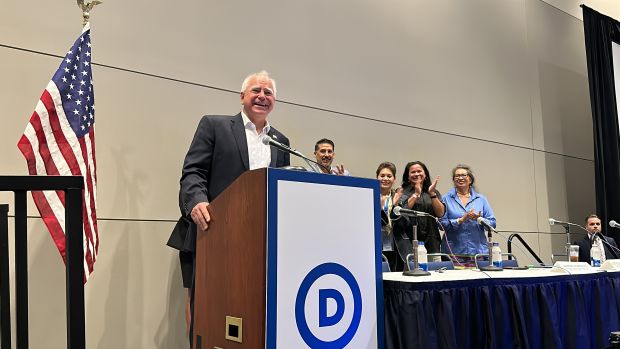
0;0;611;347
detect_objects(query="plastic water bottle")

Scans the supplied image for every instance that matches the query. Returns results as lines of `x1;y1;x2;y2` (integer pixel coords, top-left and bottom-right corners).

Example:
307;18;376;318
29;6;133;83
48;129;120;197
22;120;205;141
491;242;502;268
609;331;620;349
418;241;428;271
591;244;602;267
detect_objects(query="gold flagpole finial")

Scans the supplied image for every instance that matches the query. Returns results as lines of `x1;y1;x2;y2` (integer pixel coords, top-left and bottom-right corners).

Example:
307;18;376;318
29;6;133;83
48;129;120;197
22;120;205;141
77;0;103;26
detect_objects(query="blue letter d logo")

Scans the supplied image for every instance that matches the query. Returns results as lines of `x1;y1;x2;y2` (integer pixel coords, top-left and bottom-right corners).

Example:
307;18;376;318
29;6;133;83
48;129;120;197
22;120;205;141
318;289;345;327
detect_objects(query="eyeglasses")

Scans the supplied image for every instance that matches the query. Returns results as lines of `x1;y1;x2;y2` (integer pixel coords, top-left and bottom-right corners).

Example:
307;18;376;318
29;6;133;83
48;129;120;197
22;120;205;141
453;174;469;179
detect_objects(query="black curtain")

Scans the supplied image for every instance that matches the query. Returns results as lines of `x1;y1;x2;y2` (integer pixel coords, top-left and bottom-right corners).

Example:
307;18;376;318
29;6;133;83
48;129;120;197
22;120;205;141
582;5;620;242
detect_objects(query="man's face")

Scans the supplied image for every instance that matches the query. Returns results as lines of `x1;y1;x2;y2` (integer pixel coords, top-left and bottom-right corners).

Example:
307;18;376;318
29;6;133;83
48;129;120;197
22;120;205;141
240;77;275;120
314;143;334;168
586;217;602;234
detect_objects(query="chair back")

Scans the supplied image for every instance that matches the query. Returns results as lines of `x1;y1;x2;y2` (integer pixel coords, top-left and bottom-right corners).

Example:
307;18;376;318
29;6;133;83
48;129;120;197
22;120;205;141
381;254;391;272
427;261;455;270
405;253;455;271
474;253;519;269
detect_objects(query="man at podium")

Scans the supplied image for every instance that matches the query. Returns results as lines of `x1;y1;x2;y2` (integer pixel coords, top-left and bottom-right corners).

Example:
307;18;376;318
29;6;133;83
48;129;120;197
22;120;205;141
167;70;290;339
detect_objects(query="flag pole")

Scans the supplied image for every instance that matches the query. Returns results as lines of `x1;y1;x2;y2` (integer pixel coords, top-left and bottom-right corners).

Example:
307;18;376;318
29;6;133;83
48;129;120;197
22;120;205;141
77;0;103;26
18;4;101;347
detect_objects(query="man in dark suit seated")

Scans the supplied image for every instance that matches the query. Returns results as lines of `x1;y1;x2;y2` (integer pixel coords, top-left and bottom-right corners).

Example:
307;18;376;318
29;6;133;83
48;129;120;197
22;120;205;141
574;214;619;263
167;70;290;341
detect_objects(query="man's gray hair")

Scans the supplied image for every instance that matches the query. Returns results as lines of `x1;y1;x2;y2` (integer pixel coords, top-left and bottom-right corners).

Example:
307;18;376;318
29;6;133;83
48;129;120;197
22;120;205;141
241;70;277;96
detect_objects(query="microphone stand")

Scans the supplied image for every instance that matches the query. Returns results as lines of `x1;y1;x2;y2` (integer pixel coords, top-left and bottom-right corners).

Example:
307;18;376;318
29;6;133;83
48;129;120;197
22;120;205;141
479;224;502;271
301;157;323;173
562;224;571;262
267;142;330;173
550;220;580;261
402;213;431;277
550;220;620;260
602;236;620;259
297;154;331;174
591;232;620;260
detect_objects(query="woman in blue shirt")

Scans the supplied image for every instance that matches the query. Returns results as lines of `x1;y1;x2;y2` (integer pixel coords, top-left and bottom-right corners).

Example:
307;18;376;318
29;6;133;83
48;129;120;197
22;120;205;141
440;164;496;256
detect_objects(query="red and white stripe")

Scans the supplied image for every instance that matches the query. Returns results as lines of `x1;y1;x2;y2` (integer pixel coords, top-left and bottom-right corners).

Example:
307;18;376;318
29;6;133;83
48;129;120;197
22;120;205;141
18;81;98;282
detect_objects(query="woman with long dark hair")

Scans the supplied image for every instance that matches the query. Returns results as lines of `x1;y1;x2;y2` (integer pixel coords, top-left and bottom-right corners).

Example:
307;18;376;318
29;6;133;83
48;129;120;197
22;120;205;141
396;161;445;253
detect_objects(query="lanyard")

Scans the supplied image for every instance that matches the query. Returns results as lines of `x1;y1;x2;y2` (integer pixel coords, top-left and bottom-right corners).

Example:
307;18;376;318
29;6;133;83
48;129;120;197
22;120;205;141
383;193;390;213
383;192;393;228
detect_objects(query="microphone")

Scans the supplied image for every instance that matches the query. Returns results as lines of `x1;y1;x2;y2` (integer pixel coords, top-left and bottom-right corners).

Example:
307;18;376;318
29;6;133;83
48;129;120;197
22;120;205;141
476;216;496;232
548;218;580;227
590;232;620;259
261;134;302;157
590;231;600;246
610;220;620;229
392;206;436;218
261;135;328;173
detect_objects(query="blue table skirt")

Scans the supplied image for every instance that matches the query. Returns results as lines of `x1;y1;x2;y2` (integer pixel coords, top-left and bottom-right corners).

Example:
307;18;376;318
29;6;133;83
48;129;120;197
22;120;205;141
383;272;620;349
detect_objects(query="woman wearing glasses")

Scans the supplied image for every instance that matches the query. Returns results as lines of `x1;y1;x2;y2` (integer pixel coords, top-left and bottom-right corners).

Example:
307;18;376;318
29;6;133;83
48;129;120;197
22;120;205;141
440;164;496;256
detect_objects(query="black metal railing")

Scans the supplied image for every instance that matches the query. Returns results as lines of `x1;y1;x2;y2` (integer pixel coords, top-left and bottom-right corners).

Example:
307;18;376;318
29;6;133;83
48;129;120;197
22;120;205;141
0;176;85;349
507;233;545;265
1;204;9;349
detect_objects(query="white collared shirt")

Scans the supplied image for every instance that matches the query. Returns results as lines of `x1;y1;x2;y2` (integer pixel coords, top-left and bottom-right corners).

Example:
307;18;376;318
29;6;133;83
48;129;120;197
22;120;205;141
241;111;271;170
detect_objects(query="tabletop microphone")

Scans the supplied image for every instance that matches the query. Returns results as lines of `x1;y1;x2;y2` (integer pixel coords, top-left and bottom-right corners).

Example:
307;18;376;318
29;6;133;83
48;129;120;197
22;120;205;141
548;218;579;227
610;220;620;229
477;216;496;232
392;206;435;218
590;231;602;246
590;231;620;259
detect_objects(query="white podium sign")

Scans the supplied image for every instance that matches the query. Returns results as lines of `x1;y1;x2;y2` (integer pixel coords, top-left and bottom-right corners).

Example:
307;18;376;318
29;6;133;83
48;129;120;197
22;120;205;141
265;170;383;348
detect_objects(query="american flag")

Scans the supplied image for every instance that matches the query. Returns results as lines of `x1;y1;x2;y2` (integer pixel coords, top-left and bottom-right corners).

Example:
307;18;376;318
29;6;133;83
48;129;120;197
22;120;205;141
17;23;98;282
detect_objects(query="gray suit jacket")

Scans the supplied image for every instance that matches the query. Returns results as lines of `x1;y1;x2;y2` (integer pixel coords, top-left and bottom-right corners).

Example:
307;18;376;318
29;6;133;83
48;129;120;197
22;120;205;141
168;113;290;252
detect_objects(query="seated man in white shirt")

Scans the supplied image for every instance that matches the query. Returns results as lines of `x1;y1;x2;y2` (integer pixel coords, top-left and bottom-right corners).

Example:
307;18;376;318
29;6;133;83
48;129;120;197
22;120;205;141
574;214;619;263
313;138;350;175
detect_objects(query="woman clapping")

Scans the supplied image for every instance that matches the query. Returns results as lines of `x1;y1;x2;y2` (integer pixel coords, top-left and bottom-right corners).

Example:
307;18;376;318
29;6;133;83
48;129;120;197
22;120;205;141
440;164;496;256
396;161;445;254
376;162;411;271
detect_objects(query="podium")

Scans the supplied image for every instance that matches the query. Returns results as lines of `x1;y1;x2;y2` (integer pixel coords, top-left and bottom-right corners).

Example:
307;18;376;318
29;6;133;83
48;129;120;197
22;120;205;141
193;168;383;349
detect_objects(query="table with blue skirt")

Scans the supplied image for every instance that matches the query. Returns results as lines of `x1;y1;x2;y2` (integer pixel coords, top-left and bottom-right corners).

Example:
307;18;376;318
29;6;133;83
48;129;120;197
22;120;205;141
383;269;620;349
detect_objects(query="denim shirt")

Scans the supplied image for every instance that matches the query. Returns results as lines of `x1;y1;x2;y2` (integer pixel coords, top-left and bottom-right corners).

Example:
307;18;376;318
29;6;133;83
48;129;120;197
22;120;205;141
440;187;496;255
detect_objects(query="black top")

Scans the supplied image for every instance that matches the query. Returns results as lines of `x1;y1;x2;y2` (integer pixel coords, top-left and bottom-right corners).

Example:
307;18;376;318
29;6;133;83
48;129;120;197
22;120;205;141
396;186;444;253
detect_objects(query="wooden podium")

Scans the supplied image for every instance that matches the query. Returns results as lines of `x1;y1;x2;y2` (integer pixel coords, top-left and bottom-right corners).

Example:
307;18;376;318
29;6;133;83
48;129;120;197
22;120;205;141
193;169;268;349
192;168;383;349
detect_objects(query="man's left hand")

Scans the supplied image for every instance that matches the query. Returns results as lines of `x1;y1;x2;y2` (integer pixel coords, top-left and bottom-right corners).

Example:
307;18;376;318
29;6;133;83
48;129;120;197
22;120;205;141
334;164;346;175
